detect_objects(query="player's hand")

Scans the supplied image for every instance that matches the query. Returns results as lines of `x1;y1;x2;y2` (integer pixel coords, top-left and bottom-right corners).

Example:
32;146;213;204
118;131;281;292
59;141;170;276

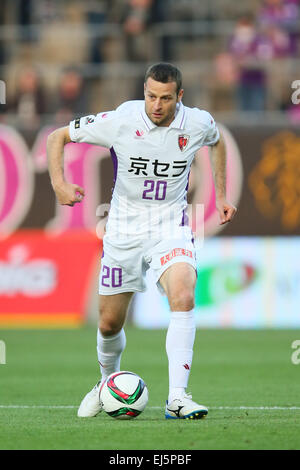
53;181;85;206
216;198;237;225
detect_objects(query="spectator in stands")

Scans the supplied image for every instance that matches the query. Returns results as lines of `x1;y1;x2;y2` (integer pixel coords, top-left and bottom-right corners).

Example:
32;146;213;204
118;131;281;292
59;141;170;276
9;66;47;130
229;12;294;112
258;18;294;111
18;0;34;42
229;16;269;111
108;0;155;100
126;0;202;62
211;52;239;111
52;67;88;126
112;0;178;63
84;0;110;64
148;0;178;62
121;0;154;62
260;22;293;57
257;0;300;54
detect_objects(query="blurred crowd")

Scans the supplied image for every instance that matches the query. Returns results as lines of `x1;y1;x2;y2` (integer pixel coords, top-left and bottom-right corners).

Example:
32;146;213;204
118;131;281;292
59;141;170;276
0;0;299;133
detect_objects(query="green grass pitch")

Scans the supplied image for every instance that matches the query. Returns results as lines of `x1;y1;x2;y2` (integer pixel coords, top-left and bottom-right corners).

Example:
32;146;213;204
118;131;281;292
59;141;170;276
0;327;300;450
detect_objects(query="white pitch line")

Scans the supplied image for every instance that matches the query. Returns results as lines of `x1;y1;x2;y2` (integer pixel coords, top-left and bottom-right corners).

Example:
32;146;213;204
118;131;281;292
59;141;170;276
0;405;300;410
0;405;77;409
210;406;300;410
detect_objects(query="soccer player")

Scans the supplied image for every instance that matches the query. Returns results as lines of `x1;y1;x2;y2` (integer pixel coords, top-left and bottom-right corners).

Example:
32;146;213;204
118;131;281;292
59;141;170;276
47;63;237;420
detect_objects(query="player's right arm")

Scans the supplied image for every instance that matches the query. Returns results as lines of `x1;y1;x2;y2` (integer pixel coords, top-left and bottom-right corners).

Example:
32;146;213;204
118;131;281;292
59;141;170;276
47;106;130;205
47;126;85;206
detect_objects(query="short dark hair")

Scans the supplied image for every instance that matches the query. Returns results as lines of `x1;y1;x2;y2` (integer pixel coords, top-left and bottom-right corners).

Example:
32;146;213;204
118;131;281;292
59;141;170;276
144;62;182;95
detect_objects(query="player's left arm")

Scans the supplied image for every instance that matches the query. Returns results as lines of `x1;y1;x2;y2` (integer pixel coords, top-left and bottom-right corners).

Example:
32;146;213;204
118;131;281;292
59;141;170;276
209;132;237;225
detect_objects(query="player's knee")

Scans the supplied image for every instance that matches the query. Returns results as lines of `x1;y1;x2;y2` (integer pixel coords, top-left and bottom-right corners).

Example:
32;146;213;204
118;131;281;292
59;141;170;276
169;289;194;311
98;311;123;336
99;320;122;336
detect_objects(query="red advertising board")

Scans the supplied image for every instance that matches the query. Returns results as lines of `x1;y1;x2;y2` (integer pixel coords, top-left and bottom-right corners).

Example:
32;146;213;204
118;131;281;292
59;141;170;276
0;230;101;327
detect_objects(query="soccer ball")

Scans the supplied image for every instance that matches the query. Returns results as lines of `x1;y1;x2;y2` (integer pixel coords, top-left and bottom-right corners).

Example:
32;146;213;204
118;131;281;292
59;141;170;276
99;371;148;419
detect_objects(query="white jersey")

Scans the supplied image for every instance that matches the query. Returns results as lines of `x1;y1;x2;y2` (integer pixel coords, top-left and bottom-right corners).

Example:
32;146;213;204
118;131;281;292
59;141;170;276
69;100;219;239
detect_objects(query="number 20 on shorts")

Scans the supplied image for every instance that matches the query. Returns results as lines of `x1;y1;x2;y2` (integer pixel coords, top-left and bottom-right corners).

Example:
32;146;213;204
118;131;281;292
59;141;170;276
101;265;123;288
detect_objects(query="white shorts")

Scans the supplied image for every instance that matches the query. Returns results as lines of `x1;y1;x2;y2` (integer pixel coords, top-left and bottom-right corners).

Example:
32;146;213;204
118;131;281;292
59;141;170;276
99;227;197;295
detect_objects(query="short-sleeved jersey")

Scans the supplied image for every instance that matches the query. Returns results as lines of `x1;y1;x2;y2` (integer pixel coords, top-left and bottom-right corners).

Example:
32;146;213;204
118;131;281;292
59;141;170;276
69;100;219;239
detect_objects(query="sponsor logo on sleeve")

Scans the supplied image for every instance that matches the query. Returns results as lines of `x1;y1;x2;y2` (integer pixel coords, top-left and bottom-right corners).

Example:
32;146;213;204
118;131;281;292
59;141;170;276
85;116;95;125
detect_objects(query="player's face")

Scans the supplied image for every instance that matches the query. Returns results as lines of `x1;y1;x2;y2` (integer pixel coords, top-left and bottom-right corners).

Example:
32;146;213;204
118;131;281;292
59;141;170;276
144;78;184;127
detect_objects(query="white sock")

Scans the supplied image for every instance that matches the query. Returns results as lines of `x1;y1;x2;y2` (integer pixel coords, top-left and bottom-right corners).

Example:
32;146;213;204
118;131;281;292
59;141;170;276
166;310;196;403
97;328;126;385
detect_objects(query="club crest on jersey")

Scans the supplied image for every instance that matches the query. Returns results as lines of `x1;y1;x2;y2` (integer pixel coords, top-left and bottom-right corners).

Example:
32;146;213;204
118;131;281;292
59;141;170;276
178;134;189;151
